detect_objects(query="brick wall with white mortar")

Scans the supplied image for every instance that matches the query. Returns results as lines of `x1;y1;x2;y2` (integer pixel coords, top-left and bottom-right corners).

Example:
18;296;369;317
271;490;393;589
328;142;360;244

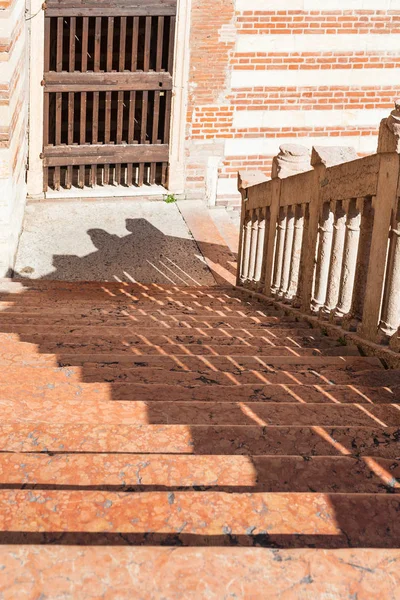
185;0;400;206
0;0;28;275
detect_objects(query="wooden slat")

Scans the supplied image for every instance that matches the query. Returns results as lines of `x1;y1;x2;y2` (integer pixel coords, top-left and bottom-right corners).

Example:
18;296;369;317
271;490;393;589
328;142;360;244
46;2;177;17
162;15;175;185
127;16;139;185
138;16;152;185
78;16;89;187
150;15;164;184
116;16;127;184
91;16;102;186
42;144;169;166
104;16;114;185
44;72;173;92
66;17;76;188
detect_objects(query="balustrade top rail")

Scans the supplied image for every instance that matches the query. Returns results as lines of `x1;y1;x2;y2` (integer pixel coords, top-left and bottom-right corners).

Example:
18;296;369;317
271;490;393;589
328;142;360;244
237;103;400;351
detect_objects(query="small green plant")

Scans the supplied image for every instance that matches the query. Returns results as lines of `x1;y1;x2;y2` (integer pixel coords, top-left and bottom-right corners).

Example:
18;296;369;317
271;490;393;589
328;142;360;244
164;193;177;204
338;336;347;346
321;327;328;337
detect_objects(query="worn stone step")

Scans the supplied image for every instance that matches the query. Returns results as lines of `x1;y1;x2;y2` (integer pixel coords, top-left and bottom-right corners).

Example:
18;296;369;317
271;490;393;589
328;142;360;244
0;329;330;347
54;354;378;371
0;546;398;598
0;423;398;457
1;453;398;493
0;305;284;319
2;398;399;426
0;315;306;330
3;379;398;404
0;339;357;359
0;490;399;548
0;364;390;389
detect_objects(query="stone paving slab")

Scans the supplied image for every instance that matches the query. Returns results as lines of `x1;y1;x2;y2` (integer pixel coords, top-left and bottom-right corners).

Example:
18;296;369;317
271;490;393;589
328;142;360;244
14;200;216;285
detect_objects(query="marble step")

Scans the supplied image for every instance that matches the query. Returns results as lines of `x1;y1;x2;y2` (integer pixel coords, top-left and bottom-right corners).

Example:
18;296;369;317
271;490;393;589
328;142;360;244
2;399;400;426
0;315;306;329
0;305;285;318
0;353;373;372
0;546;398;598
0;363;384;390
0;423;399;457
0;490;399;548
0;329;329;346
0;365;392;389
1;453;398;493
0;342;358;359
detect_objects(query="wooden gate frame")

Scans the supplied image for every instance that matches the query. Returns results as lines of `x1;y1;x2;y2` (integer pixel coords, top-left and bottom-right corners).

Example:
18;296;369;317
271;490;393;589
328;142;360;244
26;0;191;197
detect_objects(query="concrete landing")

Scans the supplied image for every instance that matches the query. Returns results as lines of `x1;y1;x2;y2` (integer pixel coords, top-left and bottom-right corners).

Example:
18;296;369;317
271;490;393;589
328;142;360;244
14;200;233;285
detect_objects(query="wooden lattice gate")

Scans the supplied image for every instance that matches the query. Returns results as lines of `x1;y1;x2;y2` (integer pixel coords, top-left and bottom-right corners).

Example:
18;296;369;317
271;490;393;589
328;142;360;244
42;1;176;191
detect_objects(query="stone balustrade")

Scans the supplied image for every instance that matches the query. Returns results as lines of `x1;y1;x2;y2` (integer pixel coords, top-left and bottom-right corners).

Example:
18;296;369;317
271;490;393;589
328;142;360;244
237;102;400;350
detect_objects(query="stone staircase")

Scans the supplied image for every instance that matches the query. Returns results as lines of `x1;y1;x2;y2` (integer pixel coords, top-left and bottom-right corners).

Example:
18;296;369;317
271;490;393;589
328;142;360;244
0;279;399;598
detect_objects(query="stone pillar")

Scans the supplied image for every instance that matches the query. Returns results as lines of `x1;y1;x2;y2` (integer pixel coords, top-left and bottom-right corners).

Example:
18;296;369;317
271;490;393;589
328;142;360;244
335;199;361;318
271;145;311;179
322;201;346;315
254;208;266;286
377;100;400;154
248;212;259;283
271;207;287;294
286;204;305;300
240;214;252;283
379;199;400;338
279;206;295;296
312;202;335;312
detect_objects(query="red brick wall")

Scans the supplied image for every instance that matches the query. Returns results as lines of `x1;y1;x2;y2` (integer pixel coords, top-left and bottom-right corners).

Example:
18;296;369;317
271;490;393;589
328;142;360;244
184;2;400;204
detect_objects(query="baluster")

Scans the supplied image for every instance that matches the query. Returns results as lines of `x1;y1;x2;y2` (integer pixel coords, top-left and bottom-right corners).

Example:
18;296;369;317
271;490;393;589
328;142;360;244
351;197;374;321
294;203;309;307
312;202;334;312
379;198;400;337
323;201;346;315
248;211;259;284
279;205;295;296
335;199;361;318
240;212;252;283
254;207;266;288
286;204;305;300
271;206;287;294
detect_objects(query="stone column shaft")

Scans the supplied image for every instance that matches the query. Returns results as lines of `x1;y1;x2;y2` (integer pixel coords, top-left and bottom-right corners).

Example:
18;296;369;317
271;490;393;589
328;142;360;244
312;202;335;312
335;199;361;318
379;200;400;337
279;206;295;296
254;208;266;285
323;201;346;314
271;207;287;294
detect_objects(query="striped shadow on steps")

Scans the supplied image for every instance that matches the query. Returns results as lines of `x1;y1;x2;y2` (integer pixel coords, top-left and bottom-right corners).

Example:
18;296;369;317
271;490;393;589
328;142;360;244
0;281;399;595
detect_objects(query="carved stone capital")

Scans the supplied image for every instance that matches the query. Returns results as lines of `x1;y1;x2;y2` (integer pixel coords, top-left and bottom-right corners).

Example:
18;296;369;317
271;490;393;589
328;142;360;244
377;100;400;153
271;144;311;179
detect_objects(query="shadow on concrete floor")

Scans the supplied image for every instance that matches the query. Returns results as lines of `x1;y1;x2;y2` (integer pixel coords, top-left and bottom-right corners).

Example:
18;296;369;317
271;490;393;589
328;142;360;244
14;217;237;286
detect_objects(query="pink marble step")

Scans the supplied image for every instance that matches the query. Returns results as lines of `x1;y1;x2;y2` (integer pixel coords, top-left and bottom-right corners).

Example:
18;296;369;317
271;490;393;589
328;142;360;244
0;329;329;346
0;490;399;548
0;546;398;599
0;363;385;388
3;398;399;427
0;315;306;330
1;453;398;493
0;423;399;457
0;343;354;359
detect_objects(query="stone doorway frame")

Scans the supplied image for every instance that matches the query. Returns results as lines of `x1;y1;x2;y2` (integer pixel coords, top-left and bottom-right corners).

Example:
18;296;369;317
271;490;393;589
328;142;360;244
26;0;191;197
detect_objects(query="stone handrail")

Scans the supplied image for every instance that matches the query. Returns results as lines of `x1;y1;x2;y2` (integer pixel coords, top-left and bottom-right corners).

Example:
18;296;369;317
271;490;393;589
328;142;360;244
237;103;400;352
